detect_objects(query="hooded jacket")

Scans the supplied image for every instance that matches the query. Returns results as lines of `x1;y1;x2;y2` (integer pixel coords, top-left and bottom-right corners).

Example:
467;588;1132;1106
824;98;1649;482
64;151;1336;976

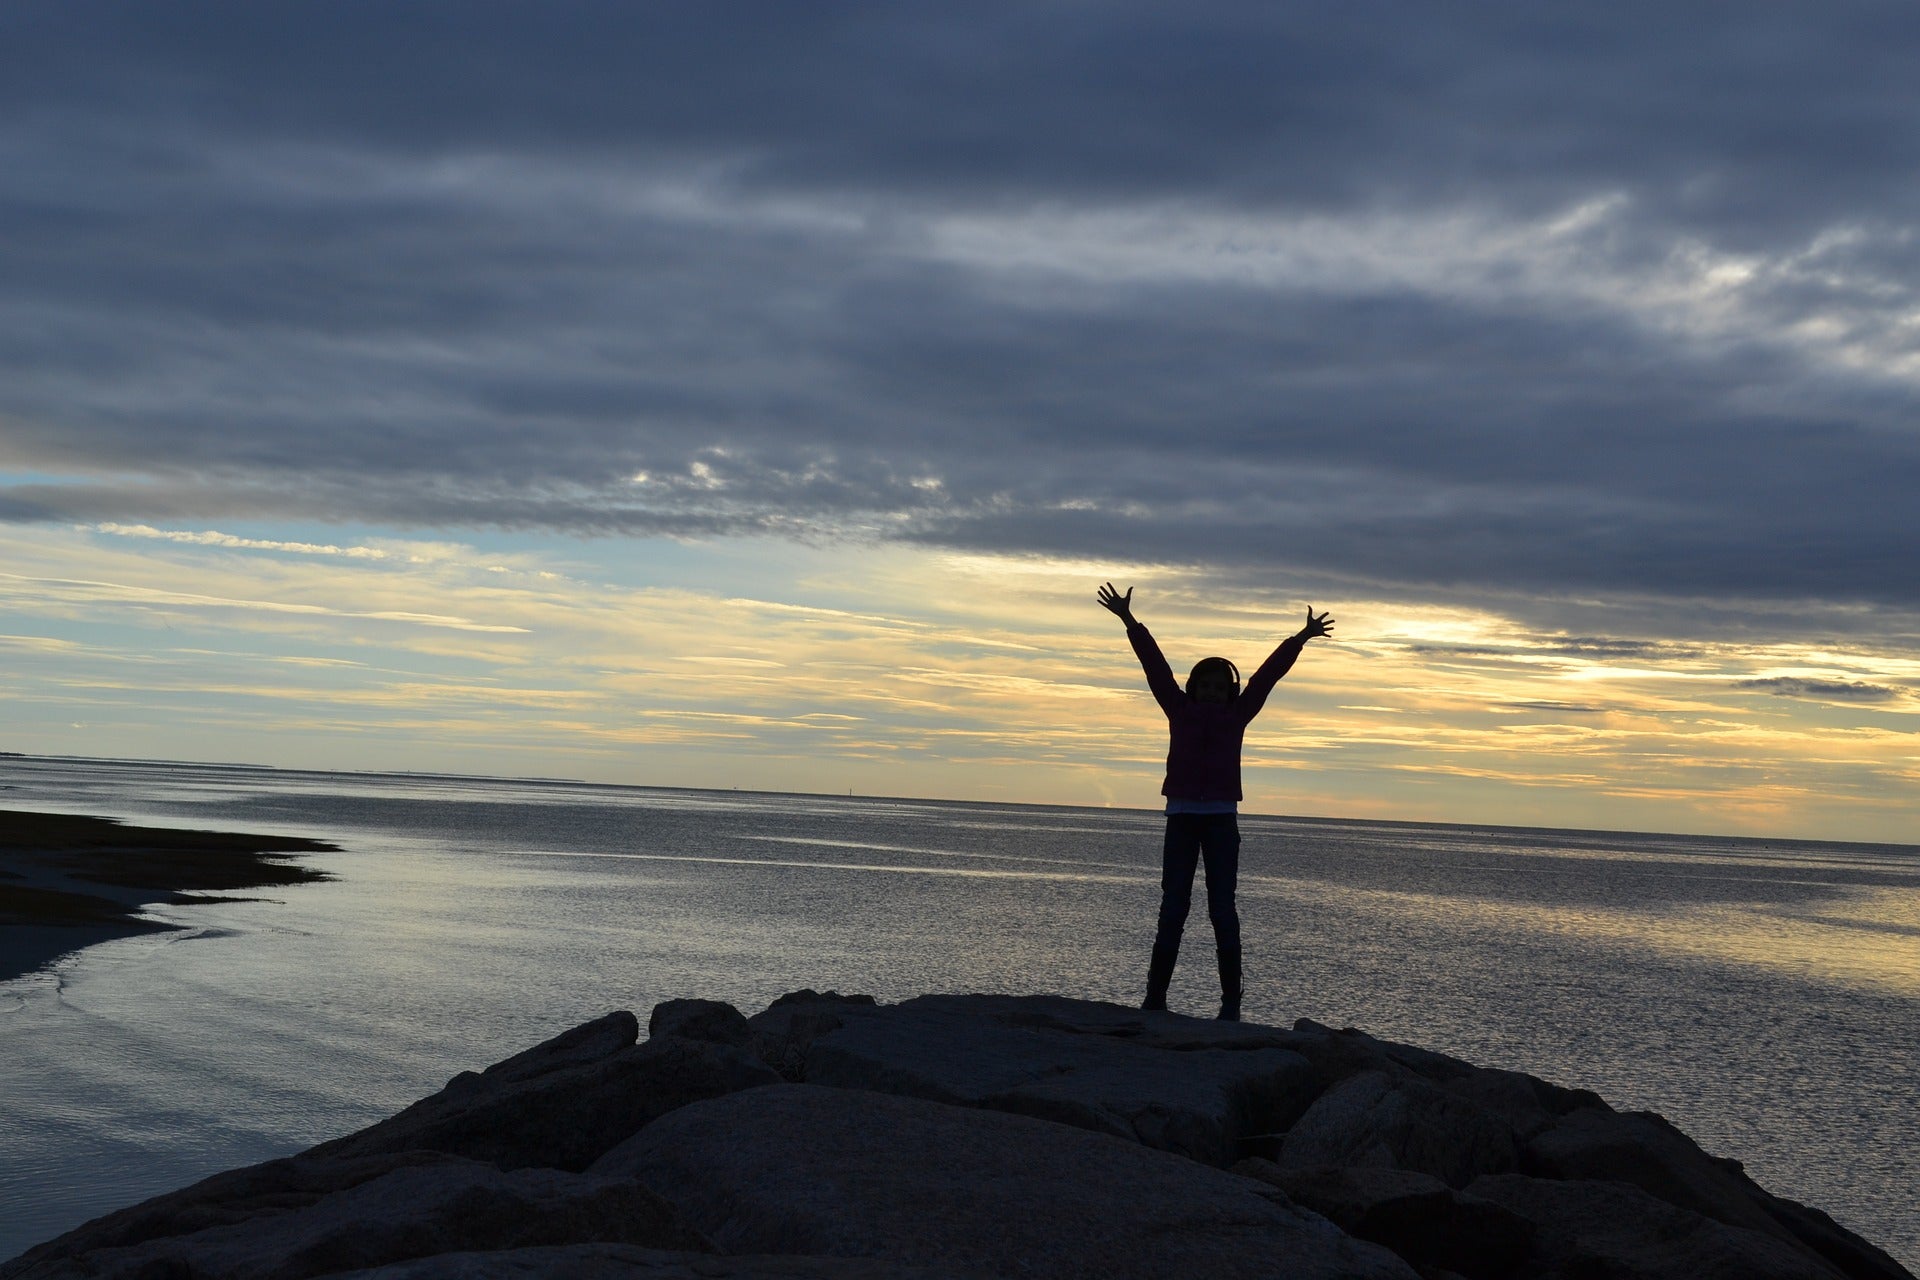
1125;621;1306;802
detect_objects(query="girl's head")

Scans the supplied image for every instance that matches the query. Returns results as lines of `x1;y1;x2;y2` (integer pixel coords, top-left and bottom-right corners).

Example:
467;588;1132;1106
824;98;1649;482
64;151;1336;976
1186;656;1240;704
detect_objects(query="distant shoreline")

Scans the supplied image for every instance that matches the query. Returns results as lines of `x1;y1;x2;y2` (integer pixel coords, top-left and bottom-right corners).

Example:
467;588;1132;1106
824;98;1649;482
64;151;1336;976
0;809;337;984
8;750;1916;852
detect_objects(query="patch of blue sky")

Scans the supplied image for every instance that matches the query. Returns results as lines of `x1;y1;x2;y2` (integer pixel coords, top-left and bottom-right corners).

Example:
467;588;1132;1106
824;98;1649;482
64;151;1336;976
0;469;96;487
77;517;852;604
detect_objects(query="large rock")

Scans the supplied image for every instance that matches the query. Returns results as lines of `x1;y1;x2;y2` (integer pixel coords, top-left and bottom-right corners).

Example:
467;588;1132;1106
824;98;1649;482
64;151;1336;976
1521;1107;1913;1280
313;1023;780;1172
1274;1024;1904;1279
1748;1192;1919;1280
745;990;883;1079
8;994;1910;1280
2;1151;468;1272
893;992;1309;1051
648;998;755;1049
748;992;1317;1166
1278;1069;1520;1187
1235;1160;1535;1280
590;1083;1421;1280
1469;1173;1846;1280
5;1160;708;1280
1524;1106;1788;1234
1287;1021;1603;1142
468;1011;642;1083
329;1244;978;1278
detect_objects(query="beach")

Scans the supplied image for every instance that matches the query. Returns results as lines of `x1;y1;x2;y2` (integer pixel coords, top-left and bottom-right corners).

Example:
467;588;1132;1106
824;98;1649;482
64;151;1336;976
0;809;336;984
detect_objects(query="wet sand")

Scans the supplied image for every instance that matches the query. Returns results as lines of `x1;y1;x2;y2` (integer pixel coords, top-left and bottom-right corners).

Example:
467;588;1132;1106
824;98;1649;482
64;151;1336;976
0;810;336;983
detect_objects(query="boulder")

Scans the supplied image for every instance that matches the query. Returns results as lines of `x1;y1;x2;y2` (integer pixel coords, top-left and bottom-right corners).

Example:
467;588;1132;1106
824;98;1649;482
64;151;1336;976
6;1161;708;1280
1430;1064;1591;1144
748;992;1316;1166
1468;1173;1846;1280
1288;1022;1603;1139
648;999;754;1049
1748;1191;1917;1280
2;1151;470;1271
327;1243;977;1278
1524;1107;1783;1233
313;1031;780;1172
1521;1107;1913;1280
1235;1160;1535;1280
900;992;1310;1051
1278;1069;1520;1187
746;990;884;1080
452;1011;640;1088
592;1083;1420;1279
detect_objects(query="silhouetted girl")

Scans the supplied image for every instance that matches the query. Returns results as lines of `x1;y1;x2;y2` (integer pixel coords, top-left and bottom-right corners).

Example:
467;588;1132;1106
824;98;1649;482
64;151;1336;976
1098;582;1333;1019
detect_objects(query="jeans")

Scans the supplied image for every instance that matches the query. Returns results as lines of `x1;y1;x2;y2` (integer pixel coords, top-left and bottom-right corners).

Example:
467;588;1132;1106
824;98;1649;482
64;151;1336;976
1154;813;1241;953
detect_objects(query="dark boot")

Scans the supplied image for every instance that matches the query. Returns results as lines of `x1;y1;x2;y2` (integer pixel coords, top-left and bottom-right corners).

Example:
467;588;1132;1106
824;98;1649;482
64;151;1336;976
1142;940;1179;1011
1216;945;1242;1021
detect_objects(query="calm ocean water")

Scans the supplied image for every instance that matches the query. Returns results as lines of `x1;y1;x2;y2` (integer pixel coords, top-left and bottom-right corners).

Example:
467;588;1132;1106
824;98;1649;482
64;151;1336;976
2;754;1916;1266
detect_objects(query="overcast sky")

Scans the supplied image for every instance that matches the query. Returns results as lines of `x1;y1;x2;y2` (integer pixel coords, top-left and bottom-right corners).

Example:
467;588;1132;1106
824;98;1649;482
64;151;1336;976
4;3;1919;841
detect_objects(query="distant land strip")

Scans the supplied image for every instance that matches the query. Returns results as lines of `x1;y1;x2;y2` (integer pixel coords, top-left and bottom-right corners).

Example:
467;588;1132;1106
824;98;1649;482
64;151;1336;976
0;809;337;984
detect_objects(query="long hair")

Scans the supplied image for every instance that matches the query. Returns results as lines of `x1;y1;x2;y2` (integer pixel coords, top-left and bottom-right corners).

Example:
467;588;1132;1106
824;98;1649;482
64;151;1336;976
1185;655;1241;699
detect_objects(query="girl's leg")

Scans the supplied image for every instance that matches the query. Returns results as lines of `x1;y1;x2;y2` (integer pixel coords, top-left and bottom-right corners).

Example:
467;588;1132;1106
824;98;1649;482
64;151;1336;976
1145;816;1202;1010
1197;814;1243;1020
1197;814;1241;950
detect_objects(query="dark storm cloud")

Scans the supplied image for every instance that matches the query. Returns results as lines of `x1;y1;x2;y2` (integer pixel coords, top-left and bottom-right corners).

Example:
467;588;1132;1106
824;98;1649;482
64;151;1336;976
4;1;1920;614
1736;677;1903;702
7;2;1916;235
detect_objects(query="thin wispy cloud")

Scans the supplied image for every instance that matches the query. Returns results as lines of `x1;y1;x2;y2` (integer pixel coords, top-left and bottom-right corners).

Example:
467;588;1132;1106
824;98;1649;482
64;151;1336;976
0;570;530;633
93;523;402;560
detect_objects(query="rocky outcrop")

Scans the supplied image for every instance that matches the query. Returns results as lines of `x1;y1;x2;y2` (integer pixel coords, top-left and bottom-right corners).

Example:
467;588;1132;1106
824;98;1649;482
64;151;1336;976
308;1012;778;1173
1468;1174;1849;1280
591;1083;1415;1279
1275;1068;1521;1186
1233;1162;1537;1279
1518;1105;1903;1277
10;1162;704;1280
327;1246;980;1277
5;993;1910;1280
744;990;1316;1167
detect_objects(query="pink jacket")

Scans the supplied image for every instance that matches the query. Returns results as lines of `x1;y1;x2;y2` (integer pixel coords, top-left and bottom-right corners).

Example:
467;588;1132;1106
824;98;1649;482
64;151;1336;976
1126;621;1306;802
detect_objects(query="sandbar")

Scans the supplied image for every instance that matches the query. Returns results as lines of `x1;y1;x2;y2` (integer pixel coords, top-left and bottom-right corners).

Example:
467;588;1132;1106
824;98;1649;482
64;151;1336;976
0;809;336;984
